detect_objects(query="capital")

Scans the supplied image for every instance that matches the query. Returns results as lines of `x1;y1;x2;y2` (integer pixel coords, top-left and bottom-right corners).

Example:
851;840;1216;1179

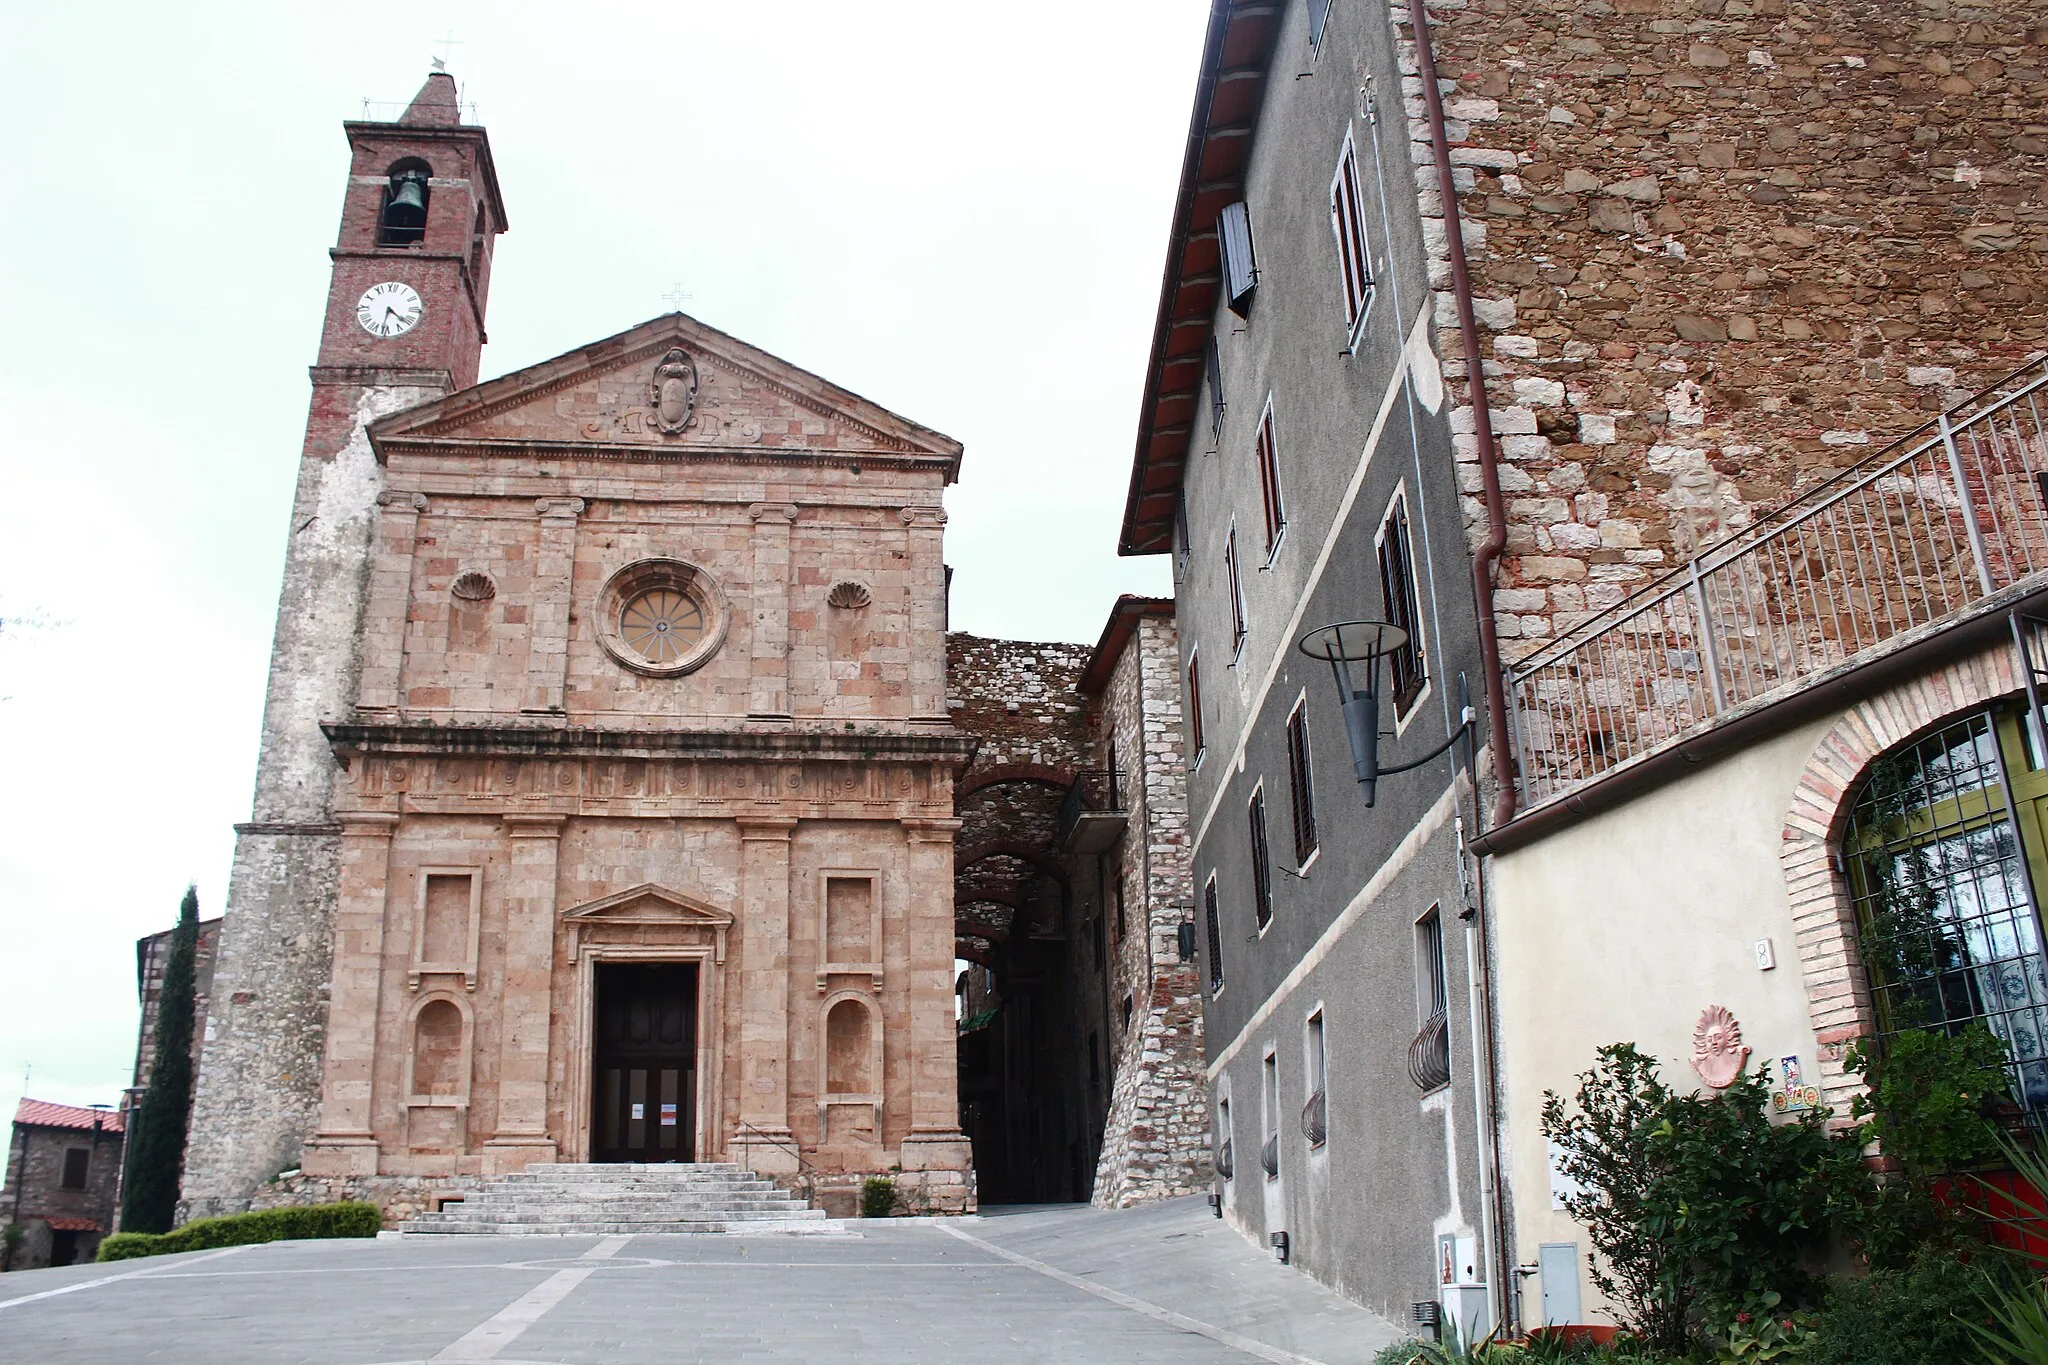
898;505;947;528
748;502;799;525
377;490;429;512
534;497;587;520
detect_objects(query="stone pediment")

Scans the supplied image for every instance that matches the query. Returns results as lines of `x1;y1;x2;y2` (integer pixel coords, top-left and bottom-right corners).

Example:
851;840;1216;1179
368;313;962;472
562;882;734;962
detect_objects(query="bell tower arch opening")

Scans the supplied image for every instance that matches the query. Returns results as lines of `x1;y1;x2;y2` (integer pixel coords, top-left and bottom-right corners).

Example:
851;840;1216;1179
377;157;433;247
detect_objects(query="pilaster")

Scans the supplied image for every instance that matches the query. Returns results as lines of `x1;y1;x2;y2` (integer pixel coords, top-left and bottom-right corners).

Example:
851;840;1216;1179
899;815;972;1170
357;491;428;713
484;812;565;1170
901;506;950;721
747;503;798;721
303;811;401;1177
522;498;586;715
734;816;797;1171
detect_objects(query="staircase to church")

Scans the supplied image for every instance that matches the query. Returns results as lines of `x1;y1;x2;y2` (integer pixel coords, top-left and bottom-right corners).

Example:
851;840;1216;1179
399;1163;847;1236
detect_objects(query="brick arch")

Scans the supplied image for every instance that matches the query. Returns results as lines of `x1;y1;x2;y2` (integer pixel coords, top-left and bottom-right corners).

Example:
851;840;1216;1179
954;840;1071;887
1779;643;2023;1119
957;764;1075;799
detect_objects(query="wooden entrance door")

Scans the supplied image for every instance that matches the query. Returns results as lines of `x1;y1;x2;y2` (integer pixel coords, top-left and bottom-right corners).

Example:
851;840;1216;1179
591;962;698;1162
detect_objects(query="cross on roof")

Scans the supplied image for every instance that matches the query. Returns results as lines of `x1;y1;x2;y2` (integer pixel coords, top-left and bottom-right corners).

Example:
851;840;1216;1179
431;30;463;71
662;284;694;311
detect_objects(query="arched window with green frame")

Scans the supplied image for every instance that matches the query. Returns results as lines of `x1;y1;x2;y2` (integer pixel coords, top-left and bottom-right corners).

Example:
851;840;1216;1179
1840;705;2048;1118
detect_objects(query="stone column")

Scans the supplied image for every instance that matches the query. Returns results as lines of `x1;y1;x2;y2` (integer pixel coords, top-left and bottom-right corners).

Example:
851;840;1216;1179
901;506;949;721
747;503;797;720
357;491;427;713
522;498;586;715
899;815;973;1172
733;816;797;1172
302;811;400;1177
485;812;565;1171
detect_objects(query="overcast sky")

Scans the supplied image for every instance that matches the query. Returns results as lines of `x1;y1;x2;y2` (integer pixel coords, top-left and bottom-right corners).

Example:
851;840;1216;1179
0;2;1201;1128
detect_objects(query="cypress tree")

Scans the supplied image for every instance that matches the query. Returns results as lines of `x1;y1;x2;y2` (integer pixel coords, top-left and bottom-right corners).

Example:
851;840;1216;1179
120;886;199;1234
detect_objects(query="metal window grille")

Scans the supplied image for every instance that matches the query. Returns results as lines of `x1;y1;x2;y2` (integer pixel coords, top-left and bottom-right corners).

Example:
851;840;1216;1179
1249;789;1274;929
1206;337;1226;442
1843;709;2048;1119
1286;702;1318;864
1215;1134;1235;1179
1255;404;1285;553
1301;1089;1328;1146
1409;1009;1452;1092
1219;201;1258;317
1261;1132;1280;1178
1330;133;1374;340
1204;879;1225;994
1377;494;1426;711
1226;528;1248;655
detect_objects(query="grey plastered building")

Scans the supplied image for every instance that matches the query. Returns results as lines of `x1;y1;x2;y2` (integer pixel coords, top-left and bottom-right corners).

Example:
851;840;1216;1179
1121;0;1500;1332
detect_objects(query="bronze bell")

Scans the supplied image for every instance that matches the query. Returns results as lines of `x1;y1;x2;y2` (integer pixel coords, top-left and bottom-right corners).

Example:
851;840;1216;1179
381;170;429;238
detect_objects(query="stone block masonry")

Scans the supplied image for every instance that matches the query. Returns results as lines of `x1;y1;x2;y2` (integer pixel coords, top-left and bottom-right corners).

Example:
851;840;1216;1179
1400;0;2048;660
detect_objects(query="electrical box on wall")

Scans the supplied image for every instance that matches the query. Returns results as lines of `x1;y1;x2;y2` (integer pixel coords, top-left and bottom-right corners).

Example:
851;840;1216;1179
1440;1284;1490;1347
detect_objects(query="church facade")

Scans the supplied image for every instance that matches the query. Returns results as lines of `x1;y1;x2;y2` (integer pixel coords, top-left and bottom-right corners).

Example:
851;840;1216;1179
181;73;975;1218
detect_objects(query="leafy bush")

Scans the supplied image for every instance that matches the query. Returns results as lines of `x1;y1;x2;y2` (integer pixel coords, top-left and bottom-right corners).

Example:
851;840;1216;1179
1804;1247;2003;1365
859;1176;898;1219
1542;1045;1865;1354
97;1202;381;1261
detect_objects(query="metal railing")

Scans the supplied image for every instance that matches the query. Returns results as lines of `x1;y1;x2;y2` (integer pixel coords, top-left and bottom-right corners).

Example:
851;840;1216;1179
733;1119;816;1208
1214;1135;1234;1180
1260;1132;1280;1179
1300;1089;1328;1147
1056;768;1126;847
1508;358;2048;810
1409;1010;1452;1092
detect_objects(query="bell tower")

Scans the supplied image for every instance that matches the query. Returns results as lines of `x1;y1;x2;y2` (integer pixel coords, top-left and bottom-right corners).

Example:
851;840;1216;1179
180;71;509;1219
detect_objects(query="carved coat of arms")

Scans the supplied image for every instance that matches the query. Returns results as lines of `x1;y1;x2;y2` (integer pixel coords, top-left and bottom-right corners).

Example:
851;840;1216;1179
650;347;700;435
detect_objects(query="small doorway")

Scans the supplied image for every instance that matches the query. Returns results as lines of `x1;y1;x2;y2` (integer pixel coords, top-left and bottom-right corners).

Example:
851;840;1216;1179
591;962;699;1163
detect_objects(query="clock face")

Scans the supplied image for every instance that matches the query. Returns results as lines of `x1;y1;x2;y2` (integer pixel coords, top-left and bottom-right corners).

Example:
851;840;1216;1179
356;281;424;338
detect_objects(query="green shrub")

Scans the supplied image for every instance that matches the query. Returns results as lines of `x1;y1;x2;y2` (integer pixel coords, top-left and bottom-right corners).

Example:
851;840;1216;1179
1804;1248;2005;1365
97;1202;381;1261
859;1176;898;1219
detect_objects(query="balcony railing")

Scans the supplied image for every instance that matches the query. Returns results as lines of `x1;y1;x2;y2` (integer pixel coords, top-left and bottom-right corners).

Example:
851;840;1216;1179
1056;768;1128;854
1508;358;2048;811
1300;1089;1328;1147
1409;1010;1451;1092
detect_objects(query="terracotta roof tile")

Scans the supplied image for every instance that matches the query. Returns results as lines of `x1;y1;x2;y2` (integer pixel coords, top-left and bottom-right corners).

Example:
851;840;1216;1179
13;1099;123;1134
40;1215;101;1233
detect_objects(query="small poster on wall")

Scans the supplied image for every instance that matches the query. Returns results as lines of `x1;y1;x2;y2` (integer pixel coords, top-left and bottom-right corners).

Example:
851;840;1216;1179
660;1103;678;1127
1771;1055;1821;1113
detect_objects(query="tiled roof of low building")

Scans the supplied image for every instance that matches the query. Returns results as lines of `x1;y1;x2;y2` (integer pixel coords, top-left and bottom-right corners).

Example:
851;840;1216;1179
13;1099;124;1133
39;1215;102;1233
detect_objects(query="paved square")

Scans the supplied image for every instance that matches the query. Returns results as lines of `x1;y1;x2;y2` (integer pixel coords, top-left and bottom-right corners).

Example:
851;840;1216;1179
0;1197;1403;1363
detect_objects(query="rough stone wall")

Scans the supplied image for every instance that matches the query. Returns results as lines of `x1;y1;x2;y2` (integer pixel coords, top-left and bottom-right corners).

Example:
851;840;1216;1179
132;918;222;1095
1093;615;1210;1208
0;1124;123;1265
1400;0;2048;660
945;634;1095;774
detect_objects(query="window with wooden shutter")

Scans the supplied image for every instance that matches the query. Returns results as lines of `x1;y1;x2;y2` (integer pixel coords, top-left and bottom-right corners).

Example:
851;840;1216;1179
1219;201;1259;317
1204;876;1225;994
1187;648;1206;762
1255;401;1285;555
1176;488;1192;582
1286;698;1318;865
1249;786;1274;929
1225;527;1248;656
1307;0;1333;49
1376;492;1427;714
1329;130;1375;344
1206;336;1226;441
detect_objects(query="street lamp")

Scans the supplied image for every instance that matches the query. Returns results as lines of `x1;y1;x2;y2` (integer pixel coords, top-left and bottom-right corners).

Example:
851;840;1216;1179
1297;620;1472;808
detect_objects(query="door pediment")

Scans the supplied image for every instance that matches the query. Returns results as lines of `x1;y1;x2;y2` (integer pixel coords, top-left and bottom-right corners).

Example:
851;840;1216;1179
563;883;733;962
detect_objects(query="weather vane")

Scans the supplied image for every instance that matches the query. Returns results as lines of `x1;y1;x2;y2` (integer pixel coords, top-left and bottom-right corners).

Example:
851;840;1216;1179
432;30;463;72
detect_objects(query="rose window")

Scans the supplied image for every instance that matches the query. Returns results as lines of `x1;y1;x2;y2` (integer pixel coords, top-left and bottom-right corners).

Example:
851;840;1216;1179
595;558;728;678
620;588;707;664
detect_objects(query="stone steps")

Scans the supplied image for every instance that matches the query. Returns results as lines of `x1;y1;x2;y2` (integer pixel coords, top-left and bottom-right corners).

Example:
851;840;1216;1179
399;1162;847;1236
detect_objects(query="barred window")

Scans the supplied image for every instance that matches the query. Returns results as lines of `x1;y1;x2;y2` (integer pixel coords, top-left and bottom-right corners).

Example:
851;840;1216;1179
1255;401;1285;556
1286;699;1318;865
1376;491;1426;715
1204;876;1225;994
1329;129;1375;344
1249;786;1274;930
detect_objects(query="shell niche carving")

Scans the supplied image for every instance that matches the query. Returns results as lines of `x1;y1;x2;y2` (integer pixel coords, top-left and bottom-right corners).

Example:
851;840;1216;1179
1689;1005;1752;1091
450;571;497;602
826;580;873;609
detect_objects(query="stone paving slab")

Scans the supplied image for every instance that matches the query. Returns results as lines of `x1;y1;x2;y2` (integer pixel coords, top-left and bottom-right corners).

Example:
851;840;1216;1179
0;1196;1406;1364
